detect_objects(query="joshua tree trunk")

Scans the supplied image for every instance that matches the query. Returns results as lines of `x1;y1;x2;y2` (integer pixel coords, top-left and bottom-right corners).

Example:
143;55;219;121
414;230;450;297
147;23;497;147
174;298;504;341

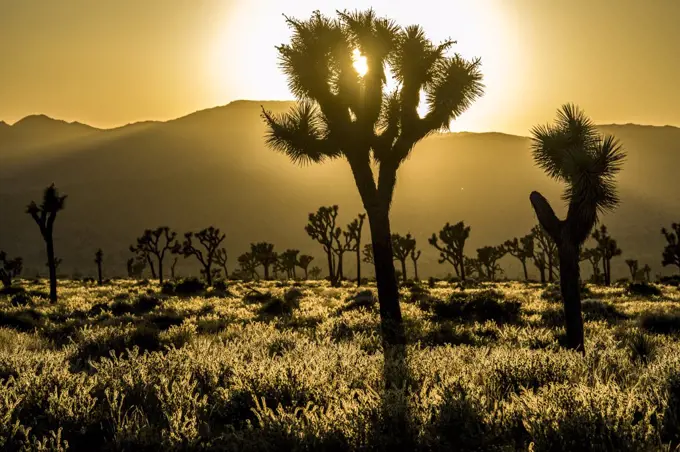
46;236;58;303
97;261;103;285
204;265;213;286
326;251;335;285
459;255;466;282
158;258;164;285
147;256;157;279
263;264;270;280
522;260;529;281
558;241;585;352
337;252;344;282
539;267;546;283
356;247;362;287
399;259;407;283
413;258;419;282
547;255;555;282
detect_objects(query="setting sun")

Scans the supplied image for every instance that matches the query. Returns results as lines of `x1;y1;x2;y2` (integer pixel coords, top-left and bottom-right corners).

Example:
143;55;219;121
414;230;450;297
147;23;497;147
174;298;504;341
352;49;368;77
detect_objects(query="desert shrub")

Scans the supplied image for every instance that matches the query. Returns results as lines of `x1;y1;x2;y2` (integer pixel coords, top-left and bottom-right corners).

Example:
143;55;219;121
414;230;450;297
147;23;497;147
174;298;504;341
0;286;25;296
626;282;662;297
174;277;206;296
244;291;274;304
133;295;162;314
10;292;32;307
581;299;627;322
28;289;50;300
0;308;45;332
284;288;304;304
161;281;175;295
212;280;228;291
259;297;299;317
625;330;658;365
342;290;377;312
145;312;185;331
88;302;108;316
659;275;680;287
639;311;680;335
110;300;135;316
426;290;520;324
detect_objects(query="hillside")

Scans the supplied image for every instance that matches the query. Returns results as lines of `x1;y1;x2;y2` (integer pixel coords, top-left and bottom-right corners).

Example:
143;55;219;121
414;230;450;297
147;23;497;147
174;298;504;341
1;101;679;280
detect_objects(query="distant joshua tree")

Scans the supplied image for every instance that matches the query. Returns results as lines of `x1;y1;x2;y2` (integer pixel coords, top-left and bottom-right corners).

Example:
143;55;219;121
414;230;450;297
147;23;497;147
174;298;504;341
262;9;484;347
26;184;66;303
411;248;422;282
94;249;103;285
529;104;625;353
0;251;23;288
130;227;179;285
306;206;341;285
591;225;622;286
464;256;482;279
170;256;179;280
215;247;229;279
580;247;602;284
346;213;366;286
333;230;353;283
532;225;558;282
308;266;323;280
250;242;277;280
297;254;314;280
127;256;146;279
476;245;506;281
362;244;374;266
429;221;470;281
391;233;416;283
280;249;300;279
661;223;680;273
642;264;652;282
625;259;639;281
181;227;226;286
504;233;534;280
237;252;260;280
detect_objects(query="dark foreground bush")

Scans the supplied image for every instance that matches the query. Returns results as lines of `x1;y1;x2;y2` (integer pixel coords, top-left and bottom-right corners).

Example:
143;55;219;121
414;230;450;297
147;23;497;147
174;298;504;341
174;277;206;296
626;282;662;297
424;290;521;324
259;296;299;317
342;290;377;312
640;311;680;335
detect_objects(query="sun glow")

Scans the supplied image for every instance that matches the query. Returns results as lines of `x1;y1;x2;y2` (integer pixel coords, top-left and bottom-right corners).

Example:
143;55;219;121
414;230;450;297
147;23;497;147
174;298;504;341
352;49;368;77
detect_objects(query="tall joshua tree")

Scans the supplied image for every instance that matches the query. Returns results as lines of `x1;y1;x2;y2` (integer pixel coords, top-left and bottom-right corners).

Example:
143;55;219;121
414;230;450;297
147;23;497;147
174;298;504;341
306;206;341;285
94;249;104;285
625;259;639;281
661;223;680;273
346;213;366;286
0;252;23;289
592;225;621;285
529;104;625;353
182;227;226;286
333;230;353;282
27;184;66;303
429;221;470;281
391;233;416;283
280;249;300;279
262;9;483;346
130;227;179;285
476;245;506;281
504;234;534;281
410;248;422;281
215;247;229;279
251;242;277;280
237;252;260;280
297;254;314;279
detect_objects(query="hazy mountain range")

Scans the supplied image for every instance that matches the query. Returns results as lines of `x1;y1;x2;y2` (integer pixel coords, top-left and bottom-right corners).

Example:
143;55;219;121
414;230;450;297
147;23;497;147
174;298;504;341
1;100;678;280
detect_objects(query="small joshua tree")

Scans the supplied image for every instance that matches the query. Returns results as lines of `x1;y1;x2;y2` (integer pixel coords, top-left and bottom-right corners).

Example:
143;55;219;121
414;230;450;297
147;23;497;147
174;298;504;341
26;184;66;303
306;206;341;285
476;245;506;281
346;213;366;286
362;244;374;265
170;256;179;280
411;248;422;282
127;256;146;279
532;225;558;282
504;233;534;280
429;221;470;281
592;225;622;285
464;256;483;279
642;264;652;282
280;249;300;279
0;251;23;288
529;104;625;353
333;230;353;283
181;227;226;286
309;266;323;280
94;249;103;285
580;247;602;284
130;227;179;284
215;247;229;279
251;242;277;280
661;223;680;273
625;259;639;281
237;252;260;280
391;233;416;283
297;254;314;280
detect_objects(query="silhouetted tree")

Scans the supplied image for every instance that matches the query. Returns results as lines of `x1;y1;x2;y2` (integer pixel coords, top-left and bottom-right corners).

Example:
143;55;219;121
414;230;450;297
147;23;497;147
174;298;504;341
464;256;481;279
130;227;179;284
580;247;602;284
504;234;534;280
26;184;66;303
661;223;680;272
306;206;341;285
411;248;421;281
280;249;300;279
0;252;22;288
346;213;366;286
170;256;179;280
215;248;228;279
362;244;374;265
297;254;314;279
181;227;226;286
333;230;353;283
237;252;260;280
94;249;103;285
592;225;621;285
642;264;652;282
127;256;146;279
476;245;506;281
532;225;558;282
429;221;470;280
262;10;483;347
309;266;323;280
391;233;416;283
625;259;638;281
251;242;277;280
529;104;625;353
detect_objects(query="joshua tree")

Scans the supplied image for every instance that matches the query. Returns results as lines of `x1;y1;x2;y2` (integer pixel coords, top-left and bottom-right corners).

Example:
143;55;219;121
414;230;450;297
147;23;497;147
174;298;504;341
309;266;323;280
170;256;179;280
333;230;354;283
504;233;534;280
181;227;226;286
297;254;314;279
661;223;680;272
428;221;470;281
464;256;481;279
642;264;652;282
305;205;341;285
391;233;416;283
362;243;375;265
280;249;301;279
130;227;179;285
127;256;147;279
346;213;367;286
0;252;23;288
237;252;260;280
410;248;422;281
532;225;558;282
251;242;277;280
592;225;622;285
476;245;506;281
94;249;103;285
580;247;602;284
262;10;483;346
625;259;639;281
529;104;625;353
26;184;66;303
215;247;228;280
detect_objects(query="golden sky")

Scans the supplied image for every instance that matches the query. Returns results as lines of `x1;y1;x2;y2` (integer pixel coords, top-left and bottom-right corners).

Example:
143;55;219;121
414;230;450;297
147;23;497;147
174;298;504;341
1;0;679;135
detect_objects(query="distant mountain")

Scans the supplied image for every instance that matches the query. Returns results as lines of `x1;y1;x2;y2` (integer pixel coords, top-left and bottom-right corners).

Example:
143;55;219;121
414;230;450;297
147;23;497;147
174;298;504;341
1;101;678;281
